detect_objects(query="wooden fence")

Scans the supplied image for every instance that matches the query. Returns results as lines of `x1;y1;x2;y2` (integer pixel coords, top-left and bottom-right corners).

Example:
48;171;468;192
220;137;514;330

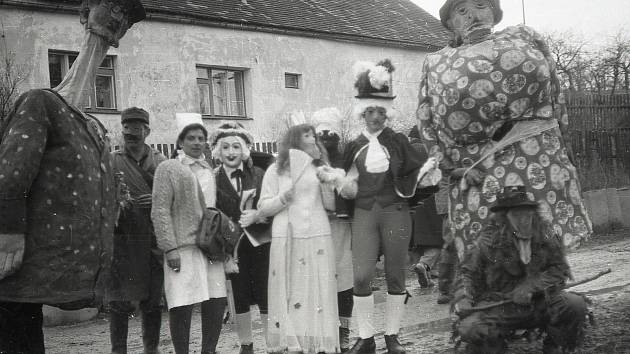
565;92;630;190
112;141;278;158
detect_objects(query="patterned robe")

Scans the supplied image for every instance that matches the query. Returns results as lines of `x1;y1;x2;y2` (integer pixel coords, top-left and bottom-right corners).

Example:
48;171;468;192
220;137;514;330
417;25;592;252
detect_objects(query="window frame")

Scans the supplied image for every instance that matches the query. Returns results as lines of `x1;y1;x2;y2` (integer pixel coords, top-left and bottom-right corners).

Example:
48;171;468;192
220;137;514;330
48;50;119;113
196;65;249;120
284;72;301;89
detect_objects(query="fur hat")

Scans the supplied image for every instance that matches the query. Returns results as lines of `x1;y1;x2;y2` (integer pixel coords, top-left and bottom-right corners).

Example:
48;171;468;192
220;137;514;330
209;122;254;161
439;0;503;29
312;107;343;134
352;59;400;121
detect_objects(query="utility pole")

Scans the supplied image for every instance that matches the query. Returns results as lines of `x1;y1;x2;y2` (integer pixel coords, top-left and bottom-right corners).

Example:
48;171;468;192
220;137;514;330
521;0;526;24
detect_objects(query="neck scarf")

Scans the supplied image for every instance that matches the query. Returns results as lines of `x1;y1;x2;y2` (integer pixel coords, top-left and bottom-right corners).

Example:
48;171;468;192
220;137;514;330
361;129;389;173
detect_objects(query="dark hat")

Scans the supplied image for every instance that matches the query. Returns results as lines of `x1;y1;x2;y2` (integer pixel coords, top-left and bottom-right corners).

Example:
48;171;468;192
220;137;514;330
490;185;538;212
439;0;503;29
353;59;396;99
120;0;146;25
121;107;149;125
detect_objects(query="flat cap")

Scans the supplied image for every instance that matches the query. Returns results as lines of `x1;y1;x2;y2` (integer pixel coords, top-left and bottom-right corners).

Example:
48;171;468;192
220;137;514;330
121;107;149;125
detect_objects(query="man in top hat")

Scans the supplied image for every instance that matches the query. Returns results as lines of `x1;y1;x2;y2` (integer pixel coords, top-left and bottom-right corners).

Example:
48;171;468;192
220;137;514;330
108;107;166;354
452;186;588;354
340;59;438;354
0;1;145;352
212;123;272;354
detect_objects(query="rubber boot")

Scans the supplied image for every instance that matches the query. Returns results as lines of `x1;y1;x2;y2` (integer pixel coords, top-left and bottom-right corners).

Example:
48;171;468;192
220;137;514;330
110;311;129;354
142;311;162;354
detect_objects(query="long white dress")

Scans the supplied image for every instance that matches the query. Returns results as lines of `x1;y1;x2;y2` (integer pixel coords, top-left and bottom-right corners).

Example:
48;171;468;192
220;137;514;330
258;149;339;353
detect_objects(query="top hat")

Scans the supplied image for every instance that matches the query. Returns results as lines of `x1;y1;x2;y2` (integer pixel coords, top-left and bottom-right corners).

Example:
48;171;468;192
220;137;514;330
439;0;503;29
353;59;396;99
121;106;149;125
490;185;538;212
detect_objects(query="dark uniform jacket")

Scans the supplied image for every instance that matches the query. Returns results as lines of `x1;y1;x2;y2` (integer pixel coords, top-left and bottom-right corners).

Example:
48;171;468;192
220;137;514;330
107;145;165;302
455;221;571;303
215;163;270;247
0;89;116;307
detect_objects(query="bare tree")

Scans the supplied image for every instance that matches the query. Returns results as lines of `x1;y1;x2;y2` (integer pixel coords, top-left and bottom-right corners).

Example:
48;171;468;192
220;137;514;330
0;21;28;123
544;32;587;91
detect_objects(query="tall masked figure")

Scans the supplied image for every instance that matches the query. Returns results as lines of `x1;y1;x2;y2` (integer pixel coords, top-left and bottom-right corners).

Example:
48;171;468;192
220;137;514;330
0;1;145;353
416;0;592;261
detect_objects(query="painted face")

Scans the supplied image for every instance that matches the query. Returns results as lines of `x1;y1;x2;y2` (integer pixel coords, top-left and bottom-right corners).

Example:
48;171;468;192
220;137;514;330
218;136;244;169
122;121;148;147
317;130;340;152
180;129;207;159
300;130;321;159
506;207;536;265
448;0;495;40
80;0;131;47
362;106;387;133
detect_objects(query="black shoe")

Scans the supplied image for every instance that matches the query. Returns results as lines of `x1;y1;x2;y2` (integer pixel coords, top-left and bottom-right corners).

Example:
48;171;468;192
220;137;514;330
384;334;406;354
413;263;434;288
346;337;376;354
239;343;254;354
437;293;453;304
339;327;351;352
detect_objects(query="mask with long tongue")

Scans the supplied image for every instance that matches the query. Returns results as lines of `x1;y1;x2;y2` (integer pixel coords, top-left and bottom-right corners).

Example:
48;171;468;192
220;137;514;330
507;208;536;265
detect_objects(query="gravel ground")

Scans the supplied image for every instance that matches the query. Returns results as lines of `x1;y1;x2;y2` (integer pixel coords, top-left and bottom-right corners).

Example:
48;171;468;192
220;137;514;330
43;230;630;353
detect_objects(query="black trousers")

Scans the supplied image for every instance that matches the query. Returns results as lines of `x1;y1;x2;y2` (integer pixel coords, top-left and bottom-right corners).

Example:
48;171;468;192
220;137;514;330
229;239;270;314
0;302;45;354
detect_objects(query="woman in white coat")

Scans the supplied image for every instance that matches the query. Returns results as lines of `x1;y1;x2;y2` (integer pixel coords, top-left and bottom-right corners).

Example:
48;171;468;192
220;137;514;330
151;122;227;354
258;124;340;354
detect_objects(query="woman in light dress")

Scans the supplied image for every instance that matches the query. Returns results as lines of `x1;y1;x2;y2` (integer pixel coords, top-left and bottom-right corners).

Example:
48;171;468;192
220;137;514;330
151;122;226;354
258;124;341;354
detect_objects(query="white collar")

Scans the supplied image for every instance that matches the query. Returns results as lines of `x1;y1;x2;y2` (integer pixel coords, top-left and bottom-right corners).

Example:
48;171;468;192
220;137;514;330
177;150;210;168
362;129;384;140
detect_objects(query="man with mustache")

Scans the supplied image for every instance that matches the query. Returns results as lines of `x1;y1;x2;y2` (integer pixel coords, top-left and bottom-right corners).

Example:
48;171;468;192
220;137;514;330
452;186;587;354
108;107;166;354
0;1;145;352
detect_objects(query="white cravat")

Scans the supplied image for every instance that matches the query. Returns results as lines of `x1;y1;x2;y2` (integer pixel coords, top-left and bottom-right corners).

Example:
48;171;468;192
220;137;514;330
362;130;389;173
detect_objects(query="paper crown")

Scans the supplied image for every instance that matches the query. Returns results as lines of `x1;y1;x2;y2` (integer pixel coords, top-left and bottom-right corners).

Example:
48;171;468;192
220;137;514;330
286;110;308;128
312;107;343;134
353;59;396;99
175;113;203;135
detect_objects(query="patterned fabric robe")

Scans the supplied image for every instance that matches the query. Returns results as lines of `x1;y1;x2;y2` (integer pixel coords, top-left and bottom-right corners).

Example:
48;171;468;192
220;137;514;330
417;25;592;252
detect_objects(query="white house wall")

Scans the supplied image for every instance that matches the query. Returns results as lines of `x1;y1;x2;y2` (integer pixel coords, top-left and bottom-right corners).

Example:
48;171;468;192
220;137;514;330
2;7;432;146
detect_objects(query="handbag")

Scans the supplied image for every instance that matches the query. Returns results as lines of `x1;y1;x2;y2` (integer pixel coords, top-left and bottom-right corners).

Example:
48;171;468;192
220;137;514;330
195;180;242;261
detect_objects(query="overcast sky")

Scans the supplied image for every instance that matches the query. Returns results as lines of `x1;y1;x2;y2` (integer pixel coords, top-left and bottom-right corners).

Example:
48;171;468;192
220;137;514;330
410;0;630;48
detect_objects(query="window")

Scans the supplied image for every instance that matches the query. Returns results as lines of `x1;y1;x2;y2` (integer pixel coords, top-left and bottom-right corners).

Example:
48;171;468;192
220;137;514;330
285;73;301;89
48;51;117;110
196;66;246;118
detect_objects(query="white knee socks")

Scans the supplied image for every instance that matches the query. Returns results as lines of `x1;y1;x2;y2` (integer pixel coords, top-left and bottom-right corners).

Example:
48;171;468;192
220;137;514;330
385;293;406;335
353;294;375;339
235;312;253;345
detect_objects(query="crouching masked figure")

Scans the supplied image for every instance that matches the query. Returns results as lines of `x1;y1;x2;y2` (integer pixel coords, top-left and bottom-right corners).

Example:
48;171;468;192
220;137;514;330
452;186;587;354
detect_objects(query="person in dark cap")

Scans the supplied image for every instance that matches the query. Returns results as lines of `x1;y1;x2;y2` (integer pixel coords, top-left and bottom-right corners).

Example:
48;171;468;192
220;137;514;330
108;107;166;354
452;186;588;354
0;1;145;352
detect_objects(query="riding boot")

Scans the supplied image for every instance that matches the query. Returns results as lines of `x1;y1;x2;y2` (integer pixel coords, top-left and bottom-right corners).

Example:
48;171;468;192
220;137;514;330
110;311;129;354
142;310;162;354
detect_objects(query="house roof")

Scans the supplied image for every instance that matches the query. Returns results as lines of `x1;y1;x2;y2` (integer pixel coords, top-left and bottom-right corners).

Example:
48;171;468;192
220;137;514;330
2;0;450;50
